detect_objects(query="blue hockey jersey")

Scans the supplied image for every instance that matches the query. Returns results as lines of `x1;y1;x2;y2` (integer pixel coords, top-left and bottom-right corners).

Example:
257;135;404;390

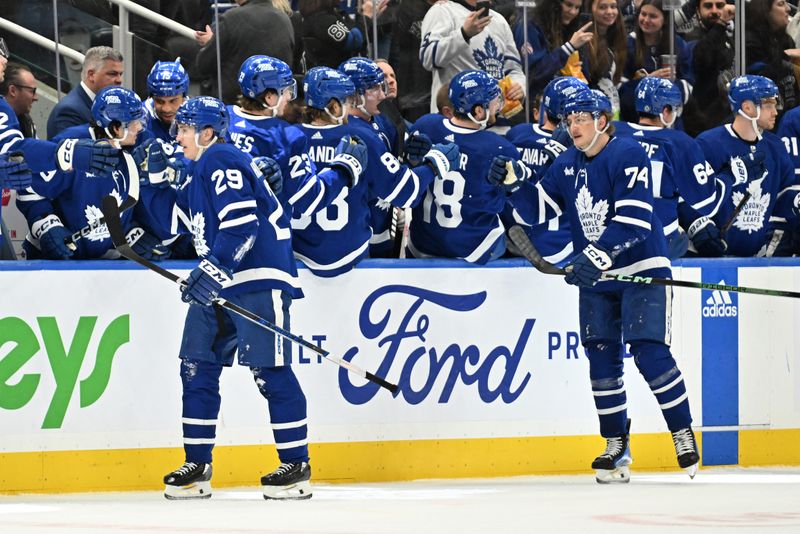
174;142;302;298
510;136;671;291
144;98;184;158
777;105;800;174
696;125;800;256
504;122;574;265
408;114;521;264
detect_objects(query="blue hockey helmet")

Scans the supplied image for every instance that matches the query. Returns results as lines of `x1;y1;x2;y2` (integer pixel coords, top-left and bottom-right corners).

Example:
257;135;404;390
635;77;682;115
338;57;386;94
303;67;355;110
563;87;612;117
238;55;297;100
541;76;589;122
728;75;780;111
146;59;189;97
449;70;502;115
92;86;145;129
174;96;229;137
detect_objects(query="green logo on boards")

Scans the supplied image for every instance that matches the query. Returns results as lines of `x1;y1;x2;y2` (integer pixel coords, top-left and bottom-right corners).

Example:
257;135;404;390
0;315;130;428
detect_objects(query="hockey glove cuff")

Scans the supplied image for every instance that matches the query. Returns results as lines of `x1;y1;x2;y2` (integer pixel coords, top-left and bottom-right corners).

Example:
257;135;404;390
687;216;727;257
57;139;120;175
424;142;460;178
253;156;283;195
488;155;531;194
331;135;367;187
565;243;612;288
0;152;32;190
181;256;233;306
33;215;75;260
403;132;433;167
126;227;170;261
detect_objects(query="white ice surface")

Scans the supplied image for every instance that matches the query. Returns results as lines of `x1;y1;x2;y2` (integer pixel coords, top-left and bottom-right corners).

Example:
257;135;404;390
1;468;799;533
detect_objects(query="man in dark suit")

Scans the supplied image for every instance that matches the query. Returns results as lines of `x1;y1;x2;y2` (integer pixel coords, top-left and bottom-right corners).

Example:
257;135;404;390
46;46;124;139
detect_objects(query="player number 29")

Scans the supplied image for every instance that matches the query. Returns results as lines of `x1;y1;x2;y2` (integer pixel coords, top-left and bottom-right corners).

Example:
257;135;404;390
211;169;243;194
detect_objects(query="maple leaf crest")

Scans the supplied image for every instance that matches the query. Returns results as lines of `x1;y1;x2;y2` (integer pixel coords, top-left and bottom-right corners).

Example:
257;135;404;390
190;211;211;256
472;37;504;79
575;185;608;241
732;178;770;234
83;189;122;242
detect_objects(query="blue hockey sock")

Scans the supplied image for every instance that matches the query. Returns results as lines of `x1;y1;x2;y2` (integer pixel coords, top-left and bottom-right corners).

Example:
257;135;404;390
586;342;628;437
180;358;223;464
630;341;693;430
252;366;309;464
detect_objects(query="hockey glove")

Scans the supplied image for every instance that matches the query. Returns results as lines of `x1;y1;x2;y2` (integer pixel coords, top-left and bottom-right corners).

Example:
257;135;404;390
181;255;233;306
565;243;613;288
126;227;170;261
403;132;433;167
254;156;283;195
0;151;32;190
488;155;531;194
729;150;765;186
424;142;460;178
146;143;169;187
57;139;120;175
543;127;571;160
331;135;368;187
687;217;727;257
166;158;189;186
757;226;792;257
33;215;75;260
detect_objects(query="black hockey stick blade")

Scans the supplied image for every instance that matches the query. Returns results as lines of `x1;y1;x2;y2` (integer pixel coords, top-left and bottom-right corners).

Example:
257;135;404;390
509;224;800;299
100;196;399;394
66;194;138;248
720;191;751;236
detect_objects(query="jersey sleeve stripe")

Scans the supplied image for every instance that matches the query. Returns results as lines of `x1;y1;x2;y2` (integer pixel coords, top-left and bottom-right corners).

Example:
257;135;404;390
381;167;416;205
218;200;258;220
463;222;504;263
227;266;301;289
218;213;258;229
288;175;320;206
612;215;651;230
296;187;326;219
776;184;800;199
615;199;653;212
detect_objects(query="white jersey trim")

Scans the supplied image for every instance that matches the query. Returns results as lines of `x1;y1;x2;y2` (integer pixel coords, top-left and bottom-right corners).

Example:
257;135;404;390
606;256;671;276
294;239;370;271
228;267;301;289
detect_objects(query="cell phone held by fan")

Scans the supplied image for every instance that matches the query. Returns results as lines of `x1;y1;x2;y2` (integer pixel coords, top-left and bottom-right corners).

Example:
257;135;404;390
578;12;593;26
477;1;491;18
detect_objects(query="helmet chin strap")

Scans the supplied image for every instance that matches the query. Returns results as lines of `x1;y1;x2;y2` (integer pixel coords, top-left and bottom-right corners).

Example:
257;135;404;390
573;116;609;153
104;126;129;148
738;106;763;141
193;131;218;159
260;91;286;117
355;93;371;117
467;104;490;130
324;100;349;125
659;109;676;128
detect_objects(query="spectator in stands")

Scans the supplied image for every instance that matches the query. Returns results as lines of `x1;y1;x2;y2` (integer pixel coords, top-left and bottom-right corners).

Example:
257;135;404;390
160;0;213;78
618;0;694;122
389;0;435;122
46;46;123;139
745;0;798;117
419;0;526;114
581;0;627;113
512;0;593;96
0;63;39;139
195;0;294;104
679;0;735;137
299;0;366;69
376;58;406;157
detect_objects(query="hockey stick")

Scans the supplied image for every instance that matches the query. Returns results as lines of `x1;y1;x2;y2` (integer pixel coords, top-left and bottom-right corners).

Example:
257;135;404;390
100;195;398;394
508;225;800;299
720;191;751;236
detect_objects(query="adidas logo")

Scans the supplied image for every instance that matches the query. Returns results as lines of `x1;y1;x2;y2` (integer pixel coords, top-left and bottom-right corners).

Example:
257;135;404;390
702;282;738;318
311;132;323;140
633;130;644;137
445;134;454;142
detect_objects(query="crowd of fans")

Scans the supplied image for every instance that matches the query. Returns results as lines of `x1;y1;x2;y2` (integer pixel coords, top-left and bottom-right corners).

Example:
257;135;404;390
3;0;800;268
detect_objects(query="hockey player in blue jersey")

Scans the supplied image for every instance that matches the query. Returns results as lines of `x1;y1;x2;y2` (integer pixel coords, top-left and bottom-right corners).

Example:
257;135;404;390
613;77;726;258
163;96;311;501
296;66;459;276
226;55;366;221
144;59;188;157
407;70;533;264
696;75;800;257
507;87;699;483
18;86;166;260
503;77;587;266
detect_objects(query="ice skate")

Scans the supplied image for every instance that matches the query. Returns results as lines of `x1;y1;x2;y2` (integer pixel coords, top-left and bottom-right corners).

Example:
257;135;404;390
261;462;312;500
672;427;700;479
163;462;212;500
592;419;632;484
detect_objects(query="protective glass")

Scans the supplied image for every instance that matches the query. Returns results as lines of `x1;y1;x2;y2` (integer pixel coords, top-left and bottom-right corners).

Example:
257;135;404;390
565;111;594;128
283;79;298;101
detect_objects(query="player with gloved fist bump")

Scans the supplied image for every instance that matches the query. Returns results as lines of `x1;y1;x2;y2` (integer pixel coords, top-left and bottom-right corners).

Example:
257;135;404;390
422;142;460;179
687;216;727;257
181;255;232;306
488;154;532;194
0;152;32;190
565;243;613;287
126;226;170;260
403;132;433;167
329;135;368;187
55;138;120;175
253;156;284;195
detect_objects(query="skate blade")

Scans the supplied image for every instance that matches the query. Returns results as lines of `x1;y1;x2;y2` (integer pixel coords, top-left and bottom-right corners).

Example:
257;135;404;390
684;462;699;479
595;465;631;484
262;479;312;500
164;481;212;500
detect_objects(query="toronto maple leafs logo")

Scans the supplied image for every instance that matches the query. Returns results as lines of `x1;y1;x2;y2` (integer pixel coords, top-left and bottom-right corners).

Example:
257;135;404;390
190;211;211;256
84;189;123;242
575;185;608;241
472;37;504;80
732;179;770;234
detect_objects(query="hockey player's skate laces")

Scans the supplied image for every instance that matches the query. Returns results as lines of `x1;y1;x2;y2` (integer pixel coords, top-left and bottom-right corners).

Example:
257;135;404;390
163;462;212;500
261;462;312;500
671;427;700;478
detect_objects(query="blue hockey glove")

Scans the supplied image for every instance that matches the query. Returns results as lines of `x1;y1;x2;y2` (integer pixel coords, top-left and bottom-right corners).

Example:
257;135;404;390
544;126;571;160
403;132;433;167
57;139;120;175
331;135;368;187
253;156;283;195
126;227;170;261
424;142;460;178
488;155;531;194
181;255;233;306
729;150;765;186
687;217;726;257
757;226;792;257
166;157;189;186
32;215;75;260
0;151;32;190
565;243;613;288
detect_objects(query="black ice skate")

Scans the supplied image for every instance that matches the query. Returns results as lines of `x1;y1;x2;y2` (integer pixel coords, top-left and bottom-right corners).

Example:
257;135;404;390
163;462;212;500
672;427;700;479
592;419;632;484
261;462;312;500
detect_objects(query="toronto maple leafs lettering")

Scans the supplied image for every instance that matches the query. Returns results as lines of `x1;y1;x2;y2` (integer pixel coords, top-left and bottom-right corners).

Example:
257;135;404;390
576;185;608;242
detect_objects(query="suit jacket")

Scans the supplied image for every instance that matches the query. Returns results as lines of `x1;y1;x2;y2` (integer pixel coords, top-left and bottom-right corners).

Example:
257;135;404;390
47;84;93;140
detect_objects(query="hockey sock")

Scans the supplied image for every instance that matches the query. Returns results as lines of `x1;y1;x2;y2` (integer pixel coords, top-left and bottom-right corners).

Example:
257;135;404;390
180;358;223;464
251;366;309;464
630;341;692;430
586;342;628;437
